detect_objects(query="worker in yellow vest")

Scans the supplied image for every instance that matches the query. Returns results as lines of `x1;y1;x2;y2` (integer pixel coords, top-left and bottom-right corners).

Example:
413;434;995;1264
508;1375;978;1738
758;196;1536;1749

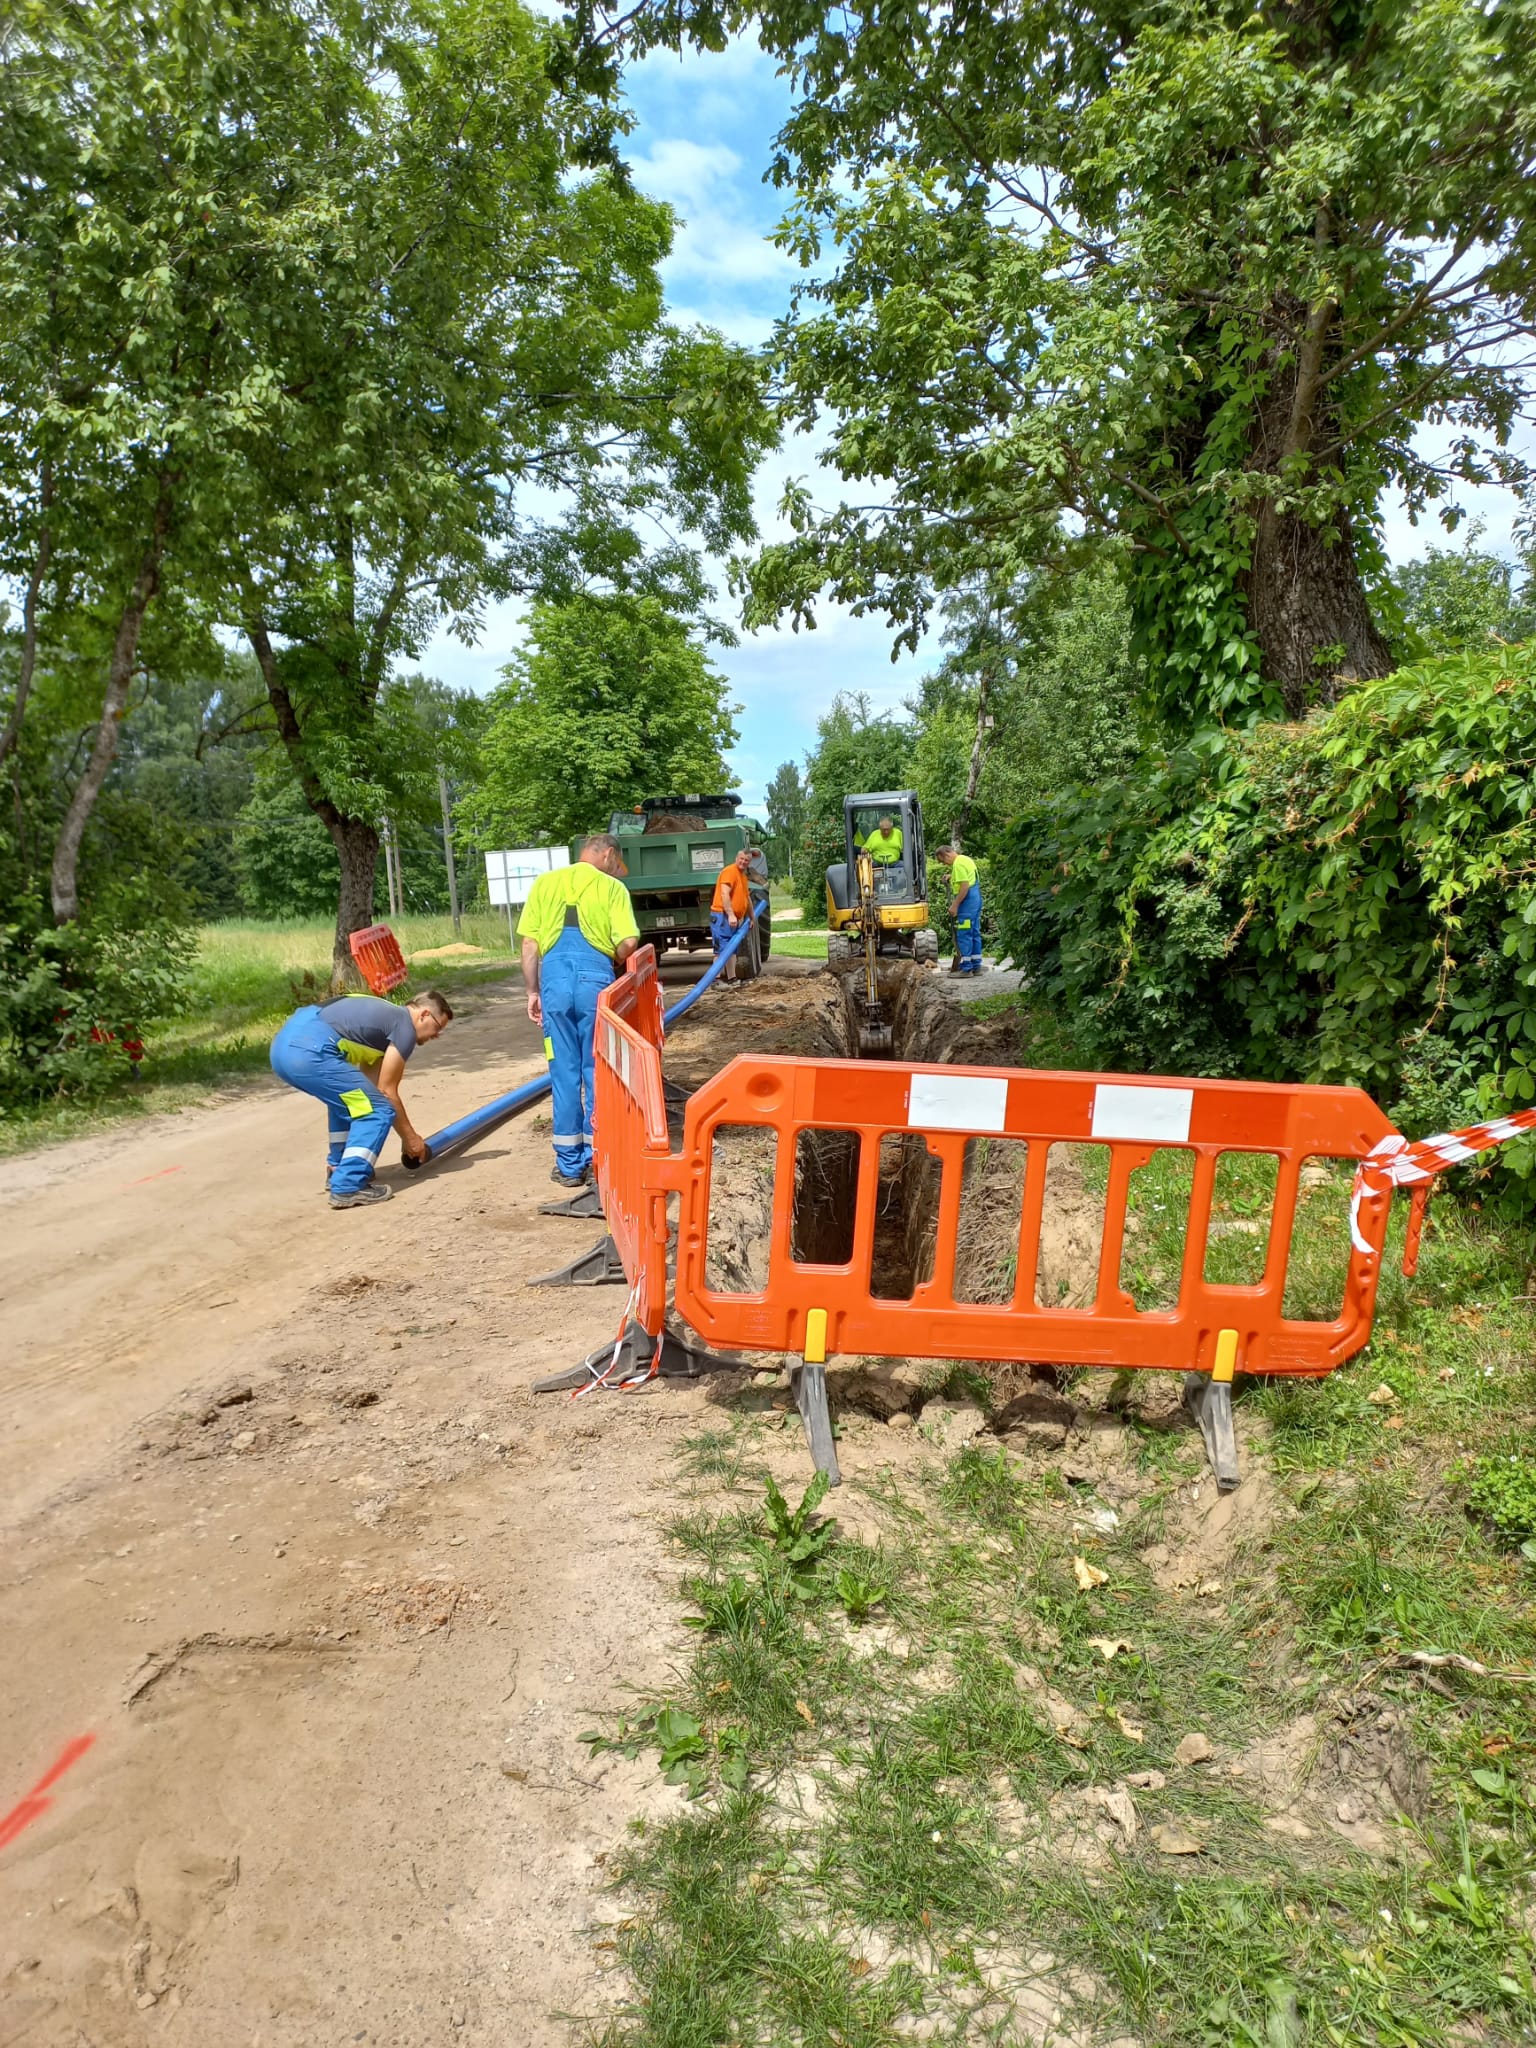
864;814;904;866
518;836;640;1186
938;845;982;975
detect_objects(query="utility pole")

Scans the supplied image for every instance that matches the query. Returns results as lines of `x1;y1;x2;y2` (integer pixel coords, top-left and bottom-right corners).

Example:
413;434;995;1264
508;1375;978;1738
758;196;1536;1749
382;817;402;919
438;766;461;935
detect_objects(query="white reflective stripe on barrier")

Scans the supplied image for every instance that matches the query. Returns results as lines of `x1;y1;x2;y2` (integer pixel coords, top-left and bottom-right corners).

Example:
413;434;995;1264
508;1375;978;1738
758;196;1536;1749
908;1073;1008;1132
1092;1084;1194;1144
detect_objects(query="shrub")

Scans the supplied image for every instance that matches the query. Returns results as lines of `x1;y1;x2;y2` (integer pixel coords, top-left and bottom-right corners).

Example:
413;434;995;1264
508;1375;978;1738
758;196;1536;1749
996;643;1536;1198
0;894;196;1109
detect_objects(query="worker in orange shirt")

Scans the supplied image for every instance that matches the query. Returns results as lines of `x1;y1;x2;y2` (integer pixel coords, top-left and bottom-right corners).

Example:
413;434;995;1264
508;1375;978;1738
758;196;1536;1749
709;849;755;982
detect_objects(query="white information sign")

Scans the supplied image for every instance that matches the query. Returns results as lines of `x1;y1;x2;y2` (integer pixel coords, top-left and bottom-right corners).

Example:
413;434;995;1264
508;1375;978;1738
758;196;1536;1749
484;845;569;908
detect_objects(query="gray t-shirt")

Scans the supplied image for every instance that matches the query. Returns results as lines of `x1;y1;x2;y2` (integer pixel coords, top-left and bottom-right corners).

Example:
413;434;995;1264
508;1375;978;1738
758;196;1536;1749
317;995;417;1067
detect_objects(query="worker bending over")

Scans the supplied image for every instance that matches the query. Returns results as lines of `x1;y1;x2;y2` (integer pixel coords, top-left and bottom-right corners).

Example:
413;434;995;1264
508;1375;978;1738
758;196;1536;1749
938;845;983;975
864;814;904;866
709;849;757;983
520;835;639;1187
270;988;453;1209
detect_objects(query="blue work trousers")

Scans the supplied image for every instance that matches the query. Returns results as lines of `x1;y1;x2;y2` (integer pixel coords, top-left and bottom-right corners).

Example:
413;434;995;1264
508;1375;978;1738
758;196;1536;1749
954;884;984;973
270;1005;394;1195
710;910;738;954
541;926;613;1178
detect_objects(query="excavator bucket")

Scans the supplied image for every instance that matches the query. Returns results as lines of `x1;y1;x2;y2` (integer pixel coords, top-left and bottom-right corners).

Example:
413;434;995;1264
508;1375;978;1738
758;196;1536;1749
857;1005;894;1059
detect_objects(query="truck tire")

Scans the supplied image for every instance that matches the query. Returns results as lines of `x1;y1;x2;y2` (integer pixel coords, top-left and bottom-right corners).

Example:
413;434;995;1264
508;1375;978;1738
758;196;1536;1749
736;913;763;981
914;928;940;965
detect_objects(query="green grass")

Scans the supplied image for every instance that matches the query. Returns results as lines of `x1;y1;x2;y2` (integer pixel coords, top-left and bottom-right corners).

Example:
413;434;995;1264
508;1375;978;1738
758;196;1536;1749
769;929;830;960
582;1191;1536;2048
0;911;520;1156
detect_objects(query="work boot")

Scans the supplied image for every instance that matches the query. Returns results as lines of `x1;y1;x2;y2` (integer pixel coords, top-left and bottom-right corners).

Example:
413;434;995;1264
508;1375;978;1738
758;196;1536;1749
329;1183;393;1209
550;1163;590;1188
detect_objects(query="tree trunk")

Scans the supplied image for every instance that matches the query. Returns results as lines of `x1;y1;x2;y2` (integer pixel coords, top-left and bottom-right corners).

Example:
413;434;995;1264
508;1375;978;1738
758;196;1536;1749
0;460;54;771
327;813;380;985
953;649;996;843
245;613;379;988
50;491;169;921
1247;504;1392;717
438;764;461;934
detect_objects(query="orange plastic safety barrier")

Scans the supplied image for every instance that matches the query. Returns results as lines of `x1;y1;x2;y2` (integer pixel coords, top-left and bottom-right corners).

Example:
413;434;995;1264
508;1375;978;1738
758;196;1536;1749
658;1060;1410;1381
591;950;1421;1385
592;947;670;1330
349;923;410;995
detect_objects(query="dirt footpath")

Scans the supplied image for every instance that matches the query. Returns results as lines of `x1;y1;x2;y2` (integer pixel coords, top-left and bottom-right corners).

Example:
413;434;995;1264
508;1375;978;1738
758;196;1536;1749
0;962;823;2048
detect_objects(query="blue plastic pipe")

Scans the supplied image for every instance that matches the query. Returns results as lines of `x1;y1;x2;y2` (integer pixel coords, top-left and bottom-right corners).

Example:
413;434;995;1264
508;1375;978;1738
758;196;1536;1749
417;897;771;1163
659;896;770;1028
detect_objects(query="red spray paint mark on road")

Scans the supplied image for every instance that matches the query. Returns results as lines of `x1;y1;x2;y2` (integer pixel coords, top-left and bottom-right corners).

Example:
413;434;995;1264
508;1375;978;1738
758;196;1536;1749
122;1165;184;1189
0;1735;96;1850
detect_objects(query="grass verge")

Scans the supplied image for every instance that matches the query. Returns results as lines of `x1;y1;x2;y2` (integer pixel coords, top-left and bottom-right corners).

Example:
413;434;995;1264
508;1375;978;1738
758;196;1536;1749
0;912;520;1157
580;1194;1536;2046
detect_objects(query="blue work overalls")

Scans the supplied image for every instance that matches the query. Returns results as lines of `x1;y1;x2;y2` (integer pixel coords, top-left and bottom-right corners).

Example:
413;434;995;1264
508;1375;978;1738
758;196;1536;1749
955;883;984;973
269;1005;394;1195
542;911;614;1179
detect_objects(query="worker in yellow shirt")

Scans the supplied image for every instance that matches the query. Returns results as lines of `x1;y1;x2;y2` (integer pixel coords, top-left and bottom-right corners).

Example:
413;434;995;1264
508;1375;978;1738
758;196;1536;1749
864;814;904;866
937;845;982;975
518;835;640;1186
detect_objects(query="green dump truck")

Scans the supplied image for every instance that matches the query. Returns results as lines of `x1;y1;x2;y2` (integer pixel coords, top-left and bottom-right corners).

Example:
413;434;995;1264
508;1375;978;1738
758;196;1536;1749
573;794;770;976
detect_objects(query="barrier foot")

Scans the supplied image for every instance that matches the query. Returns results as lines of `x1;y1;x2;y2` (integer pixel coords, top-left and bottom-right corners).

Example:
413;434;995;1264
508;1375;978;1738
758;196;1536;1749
1182;1371;1241;1493
532;1322;740;1395
790;1361;841;1487
530;1233;626;1288
538;1187;604;1219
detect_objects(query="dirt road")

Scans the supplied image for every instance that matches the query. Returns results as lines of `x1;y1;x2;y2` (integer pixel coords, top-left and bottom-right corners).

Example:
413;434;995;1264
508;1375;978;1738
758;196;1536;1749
0;963;821;2047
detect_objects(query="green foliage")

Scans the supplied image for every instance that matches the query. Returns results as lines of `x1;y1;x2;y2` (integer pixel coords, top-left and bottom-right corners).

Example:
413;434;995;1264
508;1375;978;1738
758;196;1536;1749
461;595;737;847
0;894;195;1110
834;1567;888;1622
722;0;1536;714
998;645;1536;1204
762;1469;835;1579
581;1701;748;1800
1394;533;1536;659
763;758;807;880
234;777;339;923
0;0;773;958
1464;1449;1536;1551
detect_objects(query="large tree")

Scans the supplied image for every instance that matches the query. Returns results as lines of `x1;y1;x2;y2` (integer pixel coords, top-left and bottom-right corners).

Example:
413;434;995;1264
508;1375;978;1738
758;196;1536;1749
461;593;739;846
623;0;1536;722
0;1;319;919
221;0;770;978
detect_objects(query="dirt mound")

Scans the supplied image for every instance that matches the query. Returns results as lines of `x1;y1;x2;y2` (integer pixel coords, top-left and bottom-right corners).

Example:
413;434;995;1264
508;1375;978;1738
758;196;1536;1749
643;810;709;833
409;942;485;961
1238;1699;1430;1858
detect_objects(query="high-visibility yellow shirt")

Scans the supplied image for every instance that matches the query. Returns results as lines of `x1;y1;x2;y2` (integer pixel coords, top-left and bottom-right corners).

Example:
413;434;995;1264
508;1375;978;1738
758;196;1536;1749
949;854;979;893
865;826;904;864
517;862;639;959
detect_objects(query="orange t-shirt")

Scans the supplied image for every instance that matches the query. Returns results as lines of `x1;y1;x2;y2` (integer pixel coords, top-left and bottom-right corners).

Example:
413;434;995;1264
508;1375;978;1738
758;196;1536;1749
711;865;751;919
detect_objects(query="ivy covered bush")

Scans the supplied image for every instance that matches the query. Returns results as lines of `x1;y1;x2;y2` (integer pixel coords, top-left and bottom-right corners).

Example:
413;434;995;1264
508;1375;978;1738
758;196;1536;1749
996;643;1536;1195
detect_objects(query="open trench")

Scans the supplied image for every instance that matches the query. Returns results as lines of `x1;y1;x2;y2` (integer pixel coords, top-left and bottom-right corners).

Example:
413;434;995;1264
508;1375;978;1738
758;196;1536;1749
681;964;1101;1415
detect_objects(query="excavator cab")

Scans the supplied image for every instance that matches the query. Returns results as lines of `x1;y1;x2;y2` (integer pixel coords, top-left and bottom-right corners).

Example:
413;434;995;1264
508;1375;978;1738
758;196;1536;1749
825;791;939;1053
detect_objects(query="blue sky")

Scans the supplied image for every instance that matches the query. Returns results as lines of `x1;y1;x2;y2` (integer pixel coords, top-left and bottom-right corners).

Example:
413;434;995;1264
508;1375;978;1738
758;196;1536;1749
421;31;1531;814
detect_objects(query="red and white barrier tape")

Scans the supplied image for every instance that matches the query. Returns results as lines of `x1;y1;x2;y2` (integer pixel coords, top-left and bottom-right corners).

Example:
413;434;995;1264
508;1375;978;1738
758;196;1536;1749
1349;1109;1536;1253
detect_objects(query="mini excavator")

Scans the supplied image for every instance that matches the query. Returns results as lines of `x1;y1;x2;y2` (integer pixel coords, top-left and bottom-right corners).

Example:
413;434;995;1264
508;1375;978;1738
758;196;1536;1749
824;791;938;1057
